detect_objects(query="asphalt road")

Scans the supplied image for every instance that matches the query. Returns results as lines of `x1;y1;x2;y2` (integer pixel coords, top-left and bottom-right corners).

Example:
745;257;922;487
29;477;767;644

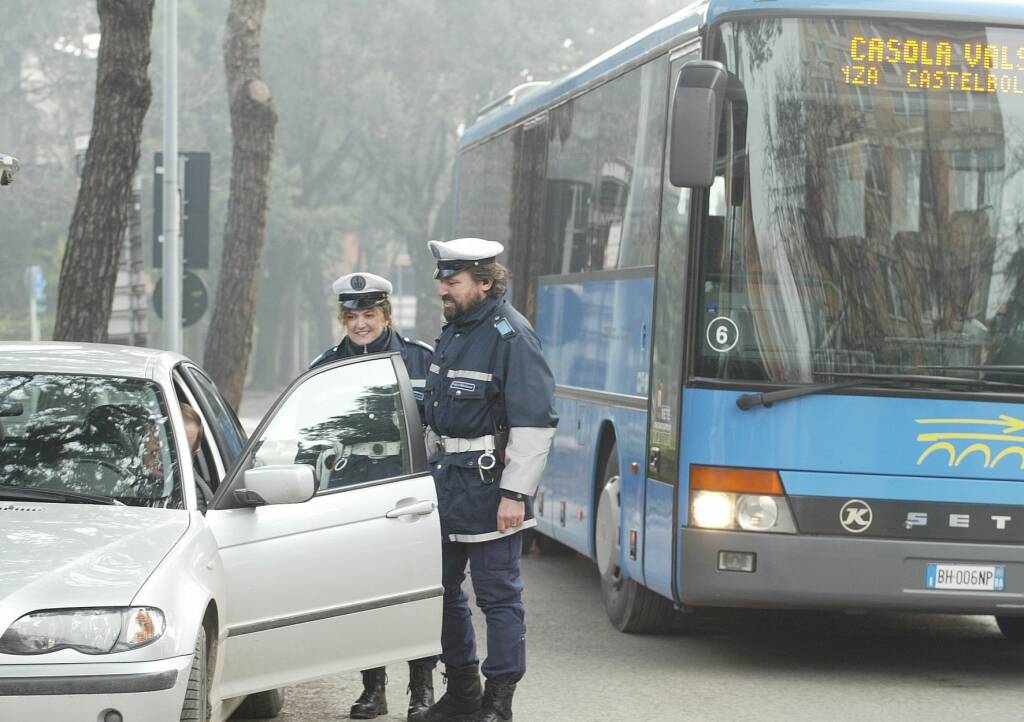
233;543;1024;722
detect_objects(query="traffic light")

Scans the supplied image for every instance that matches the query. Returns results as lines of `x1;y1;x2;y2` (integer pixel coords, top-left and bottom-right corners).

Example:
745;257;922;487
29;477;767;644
153;152;210;268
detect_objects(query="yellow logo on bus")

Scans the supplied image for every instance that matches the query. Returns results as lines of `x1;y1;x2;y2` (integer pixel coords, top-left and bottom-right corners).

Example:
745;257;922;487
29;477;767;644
916;416;1024;469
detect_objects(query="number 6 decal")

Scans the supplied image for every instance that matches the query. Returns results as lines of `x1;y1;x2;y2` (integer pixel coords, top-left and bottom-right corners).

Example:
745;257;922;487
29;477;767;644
706;316;739;353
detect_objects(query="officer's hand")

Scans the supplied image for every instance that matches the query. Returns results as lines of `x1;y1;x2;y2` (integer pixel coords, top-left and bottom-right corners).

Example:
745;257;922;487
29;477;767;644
497;497;526;533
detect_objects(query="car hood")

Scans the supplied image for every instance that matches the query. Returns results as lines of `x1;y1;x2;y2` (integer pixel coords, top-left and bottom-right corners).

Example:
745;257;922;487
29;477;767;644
0;502;189;613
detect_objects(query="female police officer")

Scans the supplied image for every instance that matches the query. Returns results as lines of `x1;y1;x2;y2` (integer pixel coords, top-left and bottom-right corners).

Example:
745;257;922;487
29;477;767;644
310;271;437;721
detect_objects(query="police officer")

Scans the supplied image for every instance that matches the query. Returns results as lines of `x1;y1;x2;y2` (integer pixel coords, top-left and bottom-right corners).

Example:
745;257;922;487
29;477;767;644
311;271;437;721
420;239;557;722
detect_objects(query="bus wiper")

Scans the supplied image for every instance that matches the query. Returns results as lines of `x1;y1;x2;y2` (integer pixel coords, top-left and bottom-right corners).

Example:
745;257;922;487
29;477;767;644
736;372;1024;411
916;364;1024;375
0;483;122;506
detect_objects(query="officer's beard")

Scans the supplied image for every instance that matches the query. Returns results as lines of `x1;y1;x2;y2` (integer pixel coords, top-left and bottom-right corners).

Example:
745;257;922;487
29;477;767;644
441;294;479;322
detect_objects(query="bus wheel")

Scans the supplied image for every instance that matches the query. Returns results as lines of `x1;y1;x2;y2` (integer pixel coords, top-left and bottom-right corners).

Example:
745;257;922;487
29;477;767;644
596;446;675;633
996;616;1024;641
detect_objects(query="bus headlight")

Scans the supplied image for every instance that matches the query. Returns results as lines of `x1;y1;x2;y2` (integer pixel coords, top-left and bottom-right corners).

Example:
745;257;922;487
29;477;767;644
691;491;735;529
737;495;779;530
688;466;797;533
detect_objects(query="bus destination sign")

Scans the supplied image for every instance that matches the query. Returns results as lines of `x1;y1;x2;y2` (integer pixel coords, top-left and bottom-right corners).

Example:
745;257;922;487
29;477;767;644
842;35;1024;95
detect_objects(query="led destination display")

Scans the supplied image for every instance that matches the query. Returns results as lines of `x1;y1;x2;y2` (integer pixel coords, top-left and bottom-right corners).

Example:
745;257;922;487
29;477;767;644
842;34;1024;94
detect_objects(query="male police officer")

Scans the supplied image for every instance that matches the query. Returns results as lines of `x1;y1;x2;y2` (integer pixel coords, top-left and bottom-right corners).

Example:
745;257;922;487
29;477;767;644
311;271;437;721
420;238;557;722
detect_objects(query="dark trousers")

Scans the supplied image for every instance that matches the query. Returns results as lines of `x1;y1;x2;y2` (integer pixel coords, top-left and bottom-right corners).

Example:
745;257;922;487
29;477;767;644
440;533;525;683
360;656;437;677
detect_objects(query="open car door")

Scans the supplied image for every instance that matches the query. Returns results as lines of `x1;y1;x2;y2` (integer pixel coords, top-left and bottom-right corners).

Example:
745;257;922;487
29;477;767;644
205;353;441;700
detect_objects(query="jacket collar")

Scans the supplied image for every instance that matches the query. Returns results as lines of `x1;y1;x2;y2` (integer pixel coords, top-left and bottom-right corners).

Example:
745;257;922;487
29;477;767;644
449;296;502;330
341;327;395;355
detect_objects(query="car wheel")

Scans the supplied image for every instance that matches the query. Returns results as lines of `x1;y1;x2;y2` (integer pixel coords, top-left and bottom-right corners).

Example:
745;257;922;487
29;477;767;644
596;445;676;633
231;688;286;719
180;626;210;722
996;616;1024;641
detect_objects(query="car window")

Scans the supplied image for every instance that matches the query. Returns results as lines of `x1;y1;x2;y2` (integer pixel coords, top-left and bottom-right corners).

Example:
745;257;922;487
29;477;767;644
0;373;182;508
250;357;412;491
185;368;247;465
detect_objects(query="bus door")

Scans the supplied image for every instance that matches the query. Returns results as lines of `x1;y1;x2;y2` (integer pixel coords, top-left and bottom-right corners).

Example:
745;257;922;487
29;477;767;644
643;45;701;600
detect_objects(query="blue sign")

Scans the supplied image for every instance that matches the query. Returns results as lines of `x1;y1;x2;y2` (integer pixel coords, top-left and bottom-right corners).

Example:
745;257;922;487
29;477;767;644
26;266;45;301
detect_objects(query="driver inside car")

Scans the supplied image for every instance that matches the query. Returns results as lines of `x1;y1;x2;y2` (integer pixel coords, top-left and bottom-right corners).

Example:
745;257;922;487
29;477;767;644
180;402;215;510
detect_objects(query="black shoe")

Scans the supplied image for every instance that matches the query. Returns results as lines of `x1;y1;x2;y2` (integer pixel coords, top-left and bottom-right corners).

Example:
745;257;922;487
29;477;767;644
473;680;515;722
350;667;388;719
407;661;435;721
421;663;482;722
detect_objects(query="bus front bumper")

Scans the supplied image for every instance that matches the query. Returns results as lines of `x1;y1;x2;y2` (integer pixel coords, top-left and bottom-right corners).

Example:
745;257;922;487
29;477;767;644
679;528;1024;615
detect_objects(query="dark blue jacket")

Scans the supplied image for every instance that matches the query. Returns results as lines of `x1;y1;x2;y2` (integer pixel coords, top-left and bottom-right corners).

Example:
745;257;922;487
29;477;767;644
423;296;557;541
311;328;433;415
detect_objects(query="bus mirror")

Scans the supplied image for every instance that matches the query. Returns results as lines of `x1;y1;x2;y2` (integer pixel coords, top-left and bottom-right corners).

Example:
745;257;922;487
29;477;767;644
669;61;728;189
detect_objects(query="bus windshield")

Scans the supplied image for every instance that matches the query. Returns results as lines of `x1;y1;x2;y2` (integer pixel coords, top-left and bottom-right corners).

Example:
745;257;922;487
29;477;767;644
697;17;1024;385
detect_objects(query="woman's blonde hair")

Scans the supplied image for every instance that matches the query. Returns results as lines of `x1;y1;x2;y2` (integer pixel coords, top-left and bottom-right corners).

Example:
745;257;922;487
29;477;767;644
340;299;392;327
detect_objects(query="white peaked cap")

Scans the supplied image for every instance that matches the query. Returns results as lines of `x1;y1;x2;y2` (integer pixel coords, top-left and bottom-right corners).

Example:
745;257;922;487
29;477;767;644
331;272;393;309
428;237;504;262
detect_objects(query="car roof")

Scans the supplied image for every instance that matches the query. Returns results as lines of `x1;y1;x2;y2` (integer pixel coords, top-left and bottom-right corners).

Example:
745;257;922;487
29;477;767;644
0;342;190;381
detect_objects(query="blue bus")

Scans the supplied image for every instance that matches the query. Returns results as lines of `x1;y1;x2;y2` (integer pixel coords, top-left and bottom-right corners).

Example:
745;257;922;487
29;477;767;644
452;0;1024;634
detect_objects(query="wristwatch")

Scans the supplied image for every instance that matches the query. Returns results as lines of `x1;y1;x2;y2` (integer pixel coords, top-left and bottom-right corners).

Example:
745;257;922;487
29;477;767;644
499;489;525;502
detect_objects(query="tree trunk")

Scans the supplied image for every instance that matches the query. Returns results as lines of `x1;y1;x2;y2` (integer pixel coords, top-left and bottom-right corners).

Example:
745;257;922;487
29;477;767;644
203;0;277;408
53;0;154;342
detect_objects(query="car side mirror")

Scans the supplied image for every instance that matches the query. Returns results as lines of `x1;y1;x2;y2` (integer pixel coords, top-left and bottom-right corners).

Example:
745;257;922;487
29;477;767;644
0;154;20;186
669;61;728;189
235;464;315;507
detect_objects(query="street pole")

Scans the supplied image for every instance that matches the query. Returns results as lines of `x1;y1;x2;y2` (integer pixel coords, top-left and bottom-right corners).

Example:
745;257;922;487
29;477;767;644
29;294;39;342
162;0;182;352
24;266;41;342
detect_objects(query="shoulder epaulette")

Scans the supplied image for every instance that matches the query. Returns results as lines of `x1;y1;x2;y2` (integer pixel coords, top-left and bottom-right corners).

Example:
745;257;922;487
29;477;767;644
309;345;339;369
404;337;435;353
493;316;517;340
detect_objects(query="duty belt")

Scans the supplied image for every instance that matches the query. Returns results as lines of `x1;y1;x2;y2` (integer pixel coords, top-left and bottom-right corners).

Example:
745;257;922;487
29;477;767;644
440;434;498;483
349;441;402;458
441;435;495;453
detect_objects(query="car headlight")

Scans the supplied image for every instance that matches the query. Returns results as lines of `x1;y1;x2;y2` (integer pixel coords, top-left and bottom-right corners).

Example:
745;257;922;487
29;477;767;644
0;607;165;655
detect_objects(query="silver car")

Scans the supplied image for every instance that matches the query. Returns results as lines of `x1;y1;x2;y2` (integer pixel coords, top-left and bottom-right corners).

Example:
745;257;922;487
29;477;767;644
0;342;441;721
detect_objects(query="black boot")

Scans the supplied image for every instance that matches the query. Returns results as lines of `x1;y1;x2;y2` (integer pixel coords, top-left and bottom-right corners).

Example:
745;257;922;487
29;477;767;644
407;661;435;721
474;680;515;722
422;663;482;721
350;667;388;719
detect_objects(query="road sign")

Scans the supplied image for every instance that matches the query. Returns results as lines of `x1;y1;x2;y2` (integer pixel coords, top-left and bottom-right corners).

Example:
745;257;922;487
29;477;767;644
153;271;209;327
153;152;210;269
26;266;45;301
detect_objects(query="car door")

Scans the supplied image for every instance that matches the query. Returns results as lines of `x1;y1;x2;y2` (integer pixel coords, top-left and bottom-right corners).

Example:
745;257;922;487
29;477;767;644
204;353;441;701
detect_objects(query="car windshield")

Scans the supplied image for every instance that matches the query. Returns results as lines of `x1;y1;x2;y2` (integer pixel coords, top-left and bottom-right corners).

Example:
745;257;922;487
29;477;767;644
0;373;182;507
697;17;1024;385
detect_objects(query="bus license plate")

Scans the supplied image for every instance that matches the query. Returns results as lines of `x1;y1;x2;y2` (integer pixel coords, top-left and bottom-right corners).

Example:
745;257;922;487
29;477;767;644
925;563;1005;591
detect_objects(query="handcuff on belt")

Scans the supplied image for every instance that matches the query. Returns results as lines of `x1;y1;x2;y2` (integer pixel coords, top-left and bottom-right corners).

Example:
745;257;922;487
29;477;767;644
477;450;497;484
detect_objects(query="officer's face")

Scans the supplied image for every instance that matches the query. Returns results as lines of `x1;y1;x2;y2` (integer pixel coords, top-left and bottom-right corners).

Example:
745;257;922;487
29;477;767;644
342;307;387;345
438;272;489;321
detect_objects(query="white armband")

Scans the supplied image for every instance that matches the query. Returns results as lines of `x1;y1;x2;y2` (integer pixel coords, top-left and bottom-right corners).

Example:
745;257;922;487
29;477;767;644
500;426;557;497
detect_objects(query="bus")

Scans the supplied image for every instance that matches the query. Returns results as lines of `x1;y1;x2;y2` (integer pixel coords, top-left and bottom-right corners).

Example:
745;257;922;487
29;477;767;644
451;0;1024;634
